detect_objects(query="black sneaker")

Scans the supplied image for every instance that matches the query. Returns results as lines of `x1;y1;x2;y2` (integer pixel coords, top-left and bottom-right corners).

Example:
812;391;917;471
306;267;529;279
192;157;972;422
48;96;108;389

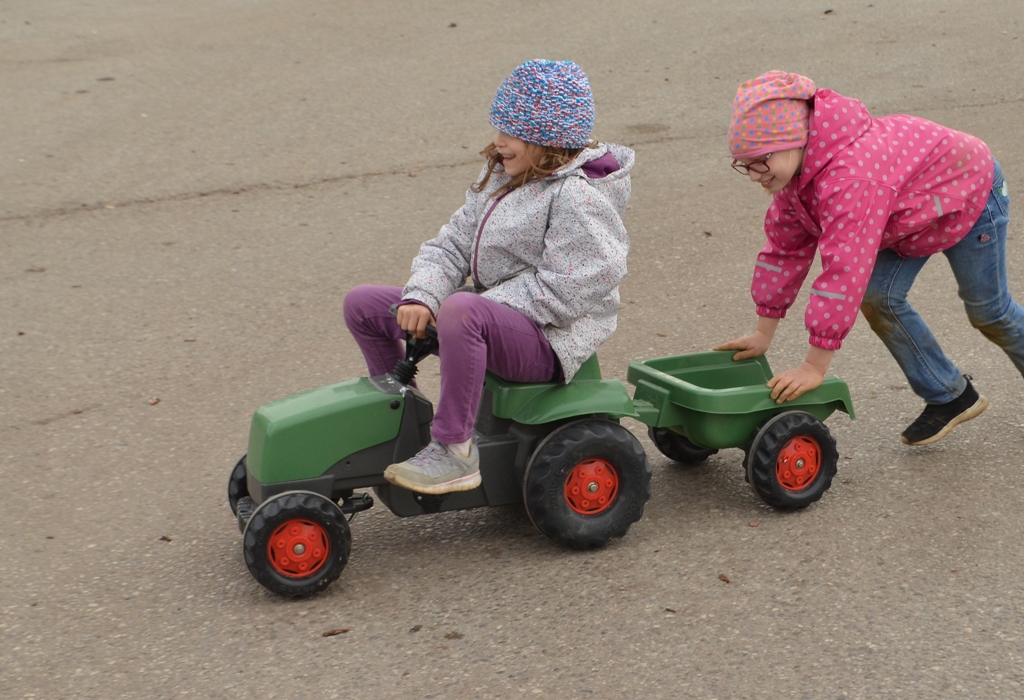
901;378;989;446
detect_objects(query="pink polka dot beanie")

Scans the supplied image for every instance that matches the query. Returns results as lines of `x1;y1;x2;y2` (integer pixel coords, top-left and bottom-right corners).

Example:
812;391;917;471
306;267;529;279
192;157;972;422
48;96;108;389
729;71;816;158
489;59;594;149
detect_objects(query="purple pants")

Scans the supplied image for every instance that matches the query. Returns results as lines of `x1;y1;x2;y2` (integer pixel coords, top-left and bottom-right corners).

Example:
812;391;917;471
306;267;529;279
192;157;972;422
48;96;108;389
343;285;561;444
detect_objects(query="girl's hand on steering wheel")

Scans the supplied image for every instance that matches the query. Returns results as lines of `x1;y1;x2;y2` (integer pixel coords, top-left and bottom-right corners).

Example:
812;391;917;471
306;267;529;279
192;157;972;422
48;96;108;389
396;303;435;339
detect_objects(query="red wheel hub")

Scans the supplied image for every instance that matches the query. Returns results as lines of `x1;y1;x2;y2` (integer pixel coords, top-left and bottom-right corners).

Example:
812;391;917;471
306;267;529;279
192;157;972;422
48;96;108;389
776;435;821;491
564;458;619;515
267;518;330;578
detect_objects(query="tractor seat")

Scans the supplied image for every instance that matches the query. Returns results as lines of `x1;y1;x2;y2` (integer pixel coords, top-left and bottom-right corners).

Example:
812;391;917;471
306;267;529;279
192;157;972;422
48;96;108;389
482;354;637;426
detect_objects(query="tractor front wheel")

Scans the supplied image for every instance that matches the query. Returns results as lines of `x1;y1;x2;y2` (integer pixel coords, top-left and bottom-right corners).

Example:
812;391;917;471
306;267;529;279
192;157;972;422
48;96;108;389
243;491;351;597
228;455;249;516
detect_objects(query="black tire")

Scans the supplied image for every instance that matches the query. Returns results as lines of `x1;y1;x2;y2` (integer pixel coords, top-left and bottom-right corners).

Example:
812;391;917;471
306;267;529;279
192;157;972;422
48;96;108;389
746;411;838;510
228;455;249;516
647;426;718;465
242;491;352;597
523;419;651;550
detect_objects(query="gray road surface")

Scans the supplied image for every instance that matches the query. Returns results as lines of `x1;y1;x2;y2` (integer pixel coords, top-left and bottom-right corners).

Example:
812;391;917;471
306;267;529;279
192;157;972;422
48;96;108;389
3;1;1024;698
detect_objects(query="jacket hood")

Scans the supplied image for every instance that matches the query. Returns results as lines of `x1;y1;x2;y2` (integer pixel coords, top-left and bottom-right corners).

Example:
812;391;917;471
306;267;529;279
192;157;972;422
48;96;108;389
796;89;872;188
550;142;635;215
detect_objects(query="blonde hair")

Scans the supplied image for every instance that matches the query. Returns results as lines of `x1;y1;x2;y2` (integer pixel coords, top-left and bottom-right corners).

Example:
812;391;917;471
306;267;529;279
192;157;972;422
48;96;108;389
472;141;594;198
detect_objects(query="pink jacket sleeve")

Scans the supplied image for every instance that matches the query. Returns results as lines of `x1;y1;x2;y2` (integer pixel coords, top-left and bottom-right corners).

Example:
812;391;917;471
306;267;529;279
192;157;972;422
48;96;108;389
752;199;817;320
802;179;896;350
753;179;897;350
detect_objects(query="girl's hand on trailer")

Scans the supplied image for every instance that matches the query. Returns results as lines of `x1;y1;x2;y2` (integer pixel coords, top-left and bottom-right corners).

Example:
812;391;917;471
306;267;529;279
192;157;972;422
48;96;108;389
767;362;825;403
713;330;772;361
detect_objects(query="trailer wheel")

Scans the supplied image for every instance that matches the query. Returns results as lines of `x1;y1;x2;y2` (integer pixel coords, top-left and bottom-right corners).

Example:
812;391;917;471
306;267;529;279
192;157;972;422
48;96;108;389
228;455;249;516
524;419;651;549
746;411;838;510
647;427;718;465
243;491;351;597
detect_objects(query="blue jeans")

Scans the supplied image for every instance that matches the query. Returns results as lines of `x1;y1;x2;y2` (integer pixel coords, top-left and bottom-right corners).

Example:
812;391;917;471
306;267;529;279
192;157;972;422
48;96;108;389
860;161;1022;404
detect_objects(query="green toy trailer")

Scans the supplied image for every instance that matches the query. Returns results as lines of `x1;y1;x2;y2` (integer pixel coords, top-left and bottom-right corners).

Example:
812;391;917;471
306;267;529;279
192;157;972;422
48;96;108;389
228;333;853;597
628;350;854;509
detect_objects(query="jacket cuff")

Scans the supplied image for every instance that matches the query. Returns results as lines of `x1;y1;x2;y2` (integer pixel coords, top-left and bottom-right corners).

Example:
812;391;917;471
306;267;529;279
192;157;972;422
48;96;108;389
755;305;787;319
399;293;440;316
809;335;843;351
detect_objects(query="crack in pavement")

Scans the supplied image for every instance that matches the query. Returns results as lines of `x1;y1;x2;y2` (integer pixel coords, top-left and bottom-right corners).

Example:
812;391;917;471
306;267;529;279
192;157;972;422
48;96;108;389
1;134;700;225
1;159;482;224
4;403;103;432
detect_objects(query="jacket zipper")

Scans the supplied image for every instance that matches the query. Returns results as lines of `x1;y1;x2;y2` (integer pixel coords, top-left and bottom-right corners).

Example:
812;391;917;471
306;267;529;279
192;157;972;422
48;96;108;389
472;189;512;288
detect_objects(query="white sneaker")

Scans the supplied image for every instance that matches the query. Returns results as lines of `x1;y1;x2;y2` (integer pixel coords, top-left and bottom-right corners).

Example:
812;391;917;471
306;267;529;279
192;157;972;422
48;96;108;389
383;440;482;495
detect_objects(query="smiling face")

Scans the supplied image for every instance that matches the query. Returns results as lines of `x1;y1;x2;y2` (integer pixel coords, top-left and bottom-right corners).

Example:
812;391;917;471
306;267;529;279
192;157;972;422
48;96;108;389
738;147;804;195
493;131;542;178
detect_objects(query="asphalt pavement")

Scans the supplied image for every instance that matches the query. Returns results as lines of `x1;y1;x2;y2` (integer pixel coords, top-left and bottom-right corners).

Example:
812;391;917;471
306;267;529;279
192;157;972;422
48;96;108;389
2;1;1024;698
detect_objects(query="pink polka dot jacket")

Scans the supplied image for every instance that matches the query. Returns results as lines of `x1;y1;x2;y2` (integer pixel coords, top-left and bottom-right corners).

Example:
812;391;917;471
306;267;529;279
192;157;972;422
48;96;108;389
753;89;995;350
402;143;634;381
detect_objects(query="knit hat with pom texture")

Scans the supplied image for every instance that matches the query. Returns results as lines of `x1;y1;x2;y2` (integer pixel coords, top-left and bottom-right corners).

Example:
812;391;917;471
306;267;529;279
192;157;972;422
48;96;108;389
489;59;594;149
729;71;816;158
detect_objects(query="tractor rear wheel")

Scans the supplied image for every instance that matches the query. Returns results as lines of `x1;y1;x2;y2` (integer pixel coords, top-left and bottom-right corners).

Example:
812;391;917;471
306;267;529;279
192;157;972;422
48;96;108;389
524;419;651;549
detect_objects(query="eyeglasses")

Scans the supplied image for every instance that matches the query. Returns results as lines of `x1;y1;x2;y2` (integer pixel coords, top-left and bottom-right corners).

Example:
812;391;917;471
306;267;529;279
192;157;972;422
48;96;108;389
731;153;772;176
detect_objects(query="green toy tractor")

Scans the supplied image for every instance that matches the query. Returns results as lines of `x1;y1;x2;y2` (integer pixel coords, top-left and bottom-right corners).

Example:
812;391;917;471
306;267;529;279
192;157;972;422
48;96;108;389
229;325;652;597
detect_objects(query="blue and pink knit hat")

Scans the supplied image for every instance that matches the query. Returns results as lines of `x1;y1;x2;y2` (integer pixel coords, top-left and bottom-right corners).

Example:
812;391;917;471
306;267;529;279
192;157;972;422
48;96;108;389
729;71;816;159
489;59;594;149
